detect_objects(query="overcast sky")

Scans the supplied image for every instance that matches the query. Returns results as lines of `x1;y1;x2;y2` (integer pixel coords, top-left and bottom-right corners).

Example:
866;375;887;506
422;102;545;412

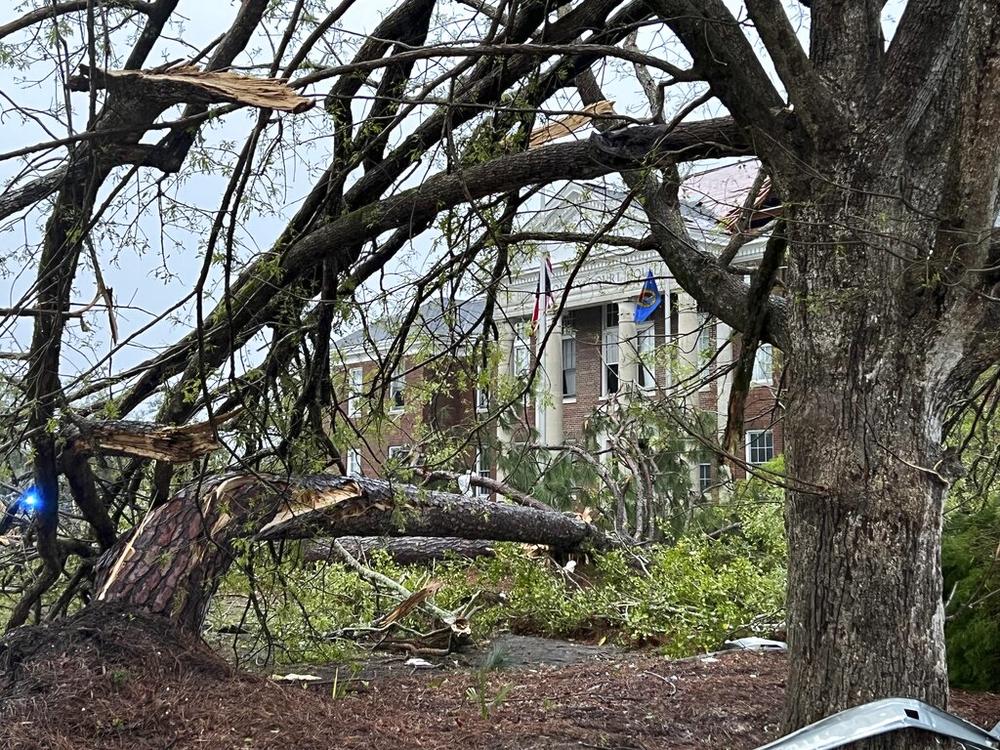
0;0;907;410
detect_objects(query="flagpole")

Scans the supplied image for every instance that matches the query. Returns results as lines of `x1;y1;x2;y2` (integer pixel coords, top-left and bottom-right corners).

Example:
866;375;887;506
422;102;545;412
535;253;547;448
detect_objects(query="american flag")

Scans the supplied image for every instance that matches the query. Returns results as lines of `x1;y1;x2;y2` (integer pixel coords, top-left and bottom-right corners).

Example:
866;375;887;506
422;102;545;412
531;255;556;326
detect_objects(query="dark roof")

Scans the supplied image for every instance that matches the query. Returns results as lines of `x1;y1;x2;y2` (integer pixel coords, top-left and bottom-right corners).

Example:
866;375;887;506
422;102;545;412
335;296;488;351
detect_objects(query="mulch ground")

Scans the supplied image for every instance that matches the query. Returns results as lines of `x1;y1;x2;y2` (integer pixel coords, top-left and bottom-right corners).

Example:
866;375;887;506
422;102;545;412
2;604;999;750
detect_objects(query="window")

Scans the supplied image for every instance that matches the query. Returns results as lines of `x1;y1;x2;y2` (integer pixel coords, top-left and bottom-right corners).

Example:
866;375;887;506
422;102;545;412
387;445;411;464
698;462;712;493
746;430;775;465
473;448;491;497
603;304;619;396
512;339;530;377
346;448;362;476
669;292;679;340
347;367;363;417
697;310;715;359
389;368;405;412
475;383;489;412
752;343;774;384
637;326;656;389
562;335;577;398
602;328;619;395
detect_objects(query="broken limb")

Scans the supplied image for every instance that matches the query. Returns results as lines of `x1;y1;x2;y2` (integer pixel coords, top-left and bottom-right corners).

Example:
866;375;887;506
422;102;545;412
93;473;607;633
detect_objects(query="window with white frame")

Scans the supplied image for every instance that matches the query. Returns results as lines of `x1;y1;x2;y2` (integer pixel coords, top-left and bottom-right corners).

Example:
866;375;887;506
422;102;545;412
636;325;656;389
347;367;363;417
346;448;362;476
602;304;619;396
387;445;411;464
698;462;712;493
389;368;405;411
697;310;715;359
512;339;530;377
745;429;775;465
602;329;619;395
475;382;489;412
562;335;577;398
473;448;491;497
752;343;774;384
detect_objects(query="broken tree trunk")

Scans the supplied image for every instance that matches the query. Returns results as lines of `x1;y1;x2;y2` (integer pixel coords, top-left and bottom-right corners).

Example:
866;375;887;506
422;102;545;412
94;473;607;633
68;64;314;113
64;410;240;462
304;536;496;565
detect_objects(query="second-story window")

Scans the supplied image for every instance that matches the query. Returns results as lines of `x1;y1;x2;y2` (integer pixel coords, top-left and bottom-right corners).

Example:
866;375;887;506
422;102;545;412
603;304;619;396
697;309;715;359
347;367;363;417
475;382;489;412
752;343;774;384
746;429;775;465
512;339;530;377
562;335;576;398
603;330;619;395
389;368;405;412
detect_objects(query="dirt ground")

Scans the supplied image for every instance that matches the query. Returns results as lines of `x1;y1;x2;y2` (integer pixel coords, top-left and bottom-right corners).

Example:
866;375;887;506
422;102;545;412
2;604;999;750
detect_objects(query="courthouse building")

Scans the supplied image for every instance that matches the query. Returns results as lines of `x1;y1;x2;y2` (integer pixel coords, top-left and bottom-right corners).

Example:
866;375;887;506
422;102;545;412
335;164;783;492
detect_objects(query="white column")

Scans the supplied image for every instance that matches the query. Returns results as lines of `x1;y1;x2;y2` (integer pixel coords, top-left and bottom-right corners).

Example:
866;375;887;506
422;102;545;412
541;311;563;447
677;291;701;371
495;325;515;482
716;319;733;437
617;299;638;392
676;291;702;490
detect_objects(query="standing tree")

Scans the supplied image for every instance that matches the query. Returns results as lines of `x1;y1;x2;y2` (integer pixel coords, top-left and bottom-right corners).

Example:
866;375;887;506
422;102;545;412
0;2;998;746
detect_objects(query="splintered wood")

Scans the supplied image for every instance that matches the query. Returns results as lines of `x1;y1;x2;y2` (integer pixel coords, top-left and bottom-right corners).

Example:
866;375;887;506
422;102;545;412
256;481;365;539
68;64;315;113
528;100;616;148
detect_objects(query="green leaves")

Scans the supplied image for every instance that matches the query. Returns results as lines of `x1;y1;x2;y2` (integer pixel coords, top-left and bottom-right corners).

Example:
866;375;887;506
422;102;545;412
209;535;786;665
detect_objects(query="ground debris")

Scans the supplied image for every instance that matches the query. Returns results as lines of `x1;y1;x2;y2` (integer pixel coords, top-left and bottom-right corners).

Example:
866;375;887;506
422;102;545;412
2;606;999;749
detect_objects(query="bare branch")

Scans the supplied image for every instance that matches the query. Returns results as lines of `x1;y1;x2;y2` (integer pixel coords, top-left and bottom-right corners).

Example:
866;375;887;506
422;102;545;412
68;64;315;113
0;0;152;42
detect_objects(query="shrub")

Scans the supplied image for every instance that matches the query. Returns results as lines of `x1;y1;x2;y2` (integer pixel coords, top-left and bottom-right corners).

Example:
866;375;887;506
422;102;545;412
210;531;786;663
942;495;1000;690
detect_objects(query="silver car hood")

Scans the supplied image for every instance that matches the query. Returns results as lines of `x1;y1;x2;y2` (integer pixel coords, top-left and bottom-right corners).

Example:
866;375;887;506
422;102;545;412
756;698;1000;750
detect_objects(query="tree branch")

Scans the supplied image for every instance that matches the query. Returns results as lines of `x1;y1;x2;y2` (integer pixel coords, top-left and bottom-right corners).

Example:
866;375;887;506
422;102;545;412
744;0;843;136
64;410;240;462
577;71;789;348
645;0;801;172
0;0;153;42
107;115;751;419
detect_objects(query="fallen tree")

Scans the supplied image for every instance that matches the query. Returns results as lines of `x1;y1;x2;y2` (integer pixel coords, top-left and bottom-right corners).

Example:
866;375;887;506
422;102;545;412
304;536;496;565
94;473;608;633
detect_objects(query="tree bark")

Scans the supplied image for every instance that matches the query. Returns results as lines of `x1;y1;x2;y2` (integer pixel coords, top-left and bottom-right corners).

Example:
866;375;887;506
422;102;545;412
304;536;496;565
779;172;963;746
94;473;605;633
64;411;238;462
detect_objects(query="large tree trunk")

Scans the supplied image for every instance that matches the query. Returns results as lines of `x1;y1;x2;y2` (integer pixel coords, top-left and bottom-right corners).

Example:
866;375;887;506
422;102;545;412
94;473;605;633
783;366;950;731
779;161;967;745
770;3;1000;744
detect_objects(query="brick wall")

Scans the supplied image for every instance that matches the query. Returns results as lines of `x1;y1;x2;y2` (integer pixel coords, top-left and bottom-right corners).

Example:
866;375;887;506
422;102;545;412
726;337;784;479
341;355;488;476
337;300;781;480
562;305;602;442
